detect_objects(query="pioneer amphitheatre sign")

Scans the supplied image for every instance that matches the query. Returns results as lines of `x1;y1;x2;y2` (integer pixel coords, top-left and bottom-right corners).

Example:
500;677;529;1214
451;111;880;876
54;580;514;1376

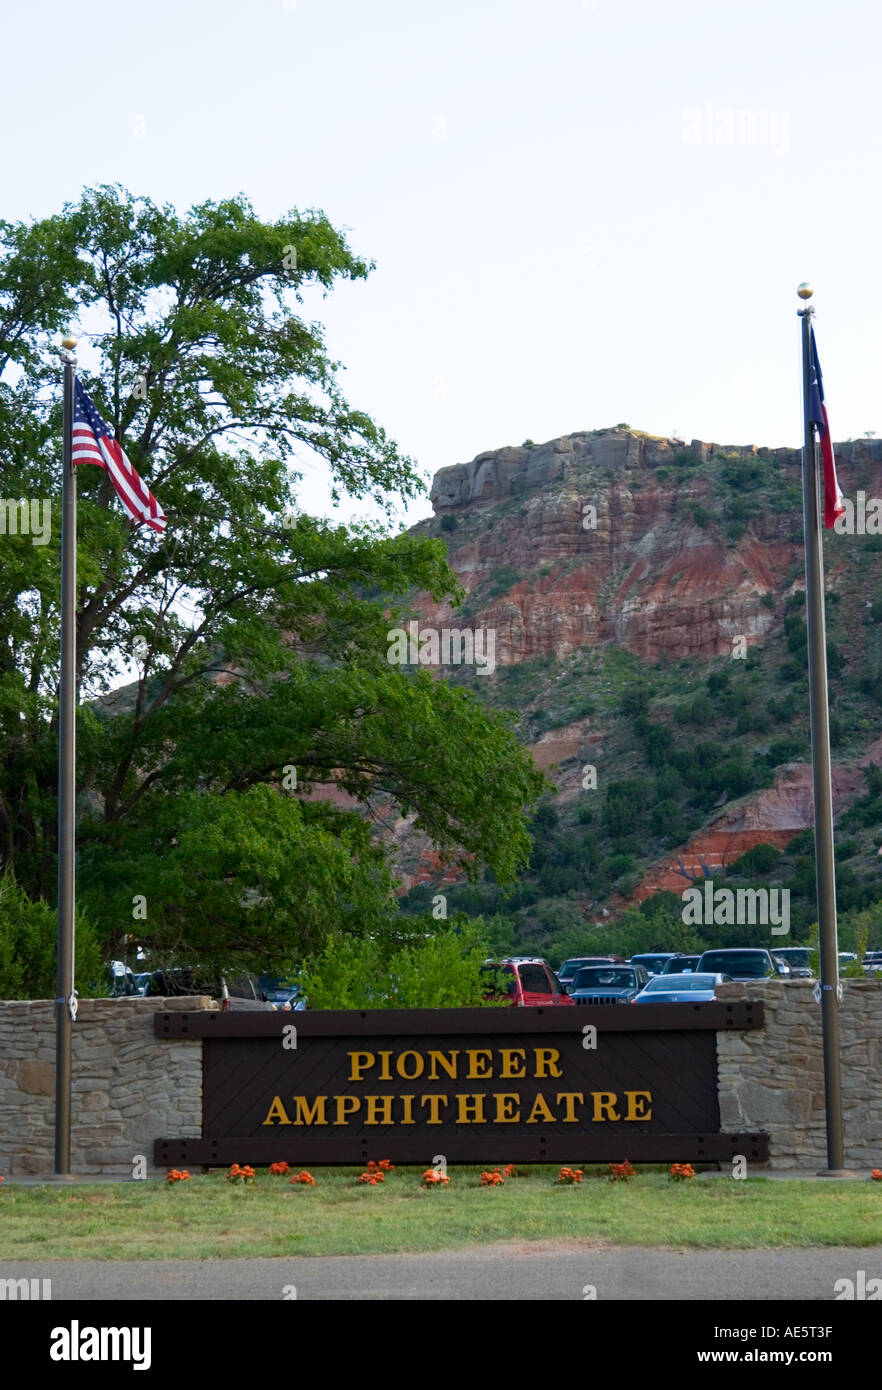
154;1002;769;1167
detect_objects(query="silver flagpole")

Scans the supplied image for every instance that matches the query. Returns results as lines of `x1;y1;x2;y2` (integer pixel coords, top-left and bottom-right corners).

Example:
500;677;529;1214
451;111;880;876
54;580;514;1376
796;283;848;1175
55;332;78;1176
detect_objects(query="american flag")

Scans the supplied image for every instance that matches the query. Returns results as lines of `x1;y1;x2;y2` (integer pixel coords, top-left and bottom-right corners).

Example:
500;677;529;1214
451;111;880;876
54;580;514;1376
72;381;166;533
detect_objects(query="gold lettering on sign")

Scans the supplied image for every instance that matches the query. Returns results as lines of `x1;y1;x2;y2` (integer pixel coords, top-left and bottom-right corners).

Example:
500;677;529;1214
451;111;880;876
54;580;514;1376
624;1090;652;1121
534;1048;563;1079
494;1093;521;1123
420;1094;448;1124
377;1050;393;1081
427;1050;459;1080
527;1093;555;1124
262;1095;291;1126
397;1050;424;1080
348;1052;374;1082
365;1095;394;1125
334;1095;360;1124
499;1048;526;1078
465;1049;492;1079
555;1092;584;1123
456;1093;487;1124
591;1092;621;1122
291;1096;326;1126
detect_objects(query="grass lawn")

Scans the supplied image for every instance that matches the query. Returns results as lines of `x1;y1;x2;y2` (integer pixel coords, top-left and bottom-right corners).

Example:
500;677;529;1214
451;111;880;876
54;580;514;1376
1;1167;880;1260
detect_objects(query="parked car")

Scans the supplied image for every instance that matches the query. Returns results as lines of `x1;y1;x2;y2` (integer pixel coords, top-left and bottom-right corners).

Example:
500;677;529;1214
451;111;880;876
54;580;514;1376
258;975;308;1010
108;960;138;997
660;954;702;975
143;967;276;1010
771;947;814;978
696;948;790;980
863;951;882;976
481;958;574;1007
633;972;732;1004
557;955;623;989
569;963;649;1005
628;953;680;977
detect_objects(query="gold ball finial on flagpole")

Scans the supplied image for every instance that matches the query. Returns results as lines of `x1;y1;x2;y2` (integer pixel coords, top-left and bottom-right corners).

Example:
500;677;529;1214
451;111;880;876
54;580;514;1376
797;282;814;300
60;332;78;350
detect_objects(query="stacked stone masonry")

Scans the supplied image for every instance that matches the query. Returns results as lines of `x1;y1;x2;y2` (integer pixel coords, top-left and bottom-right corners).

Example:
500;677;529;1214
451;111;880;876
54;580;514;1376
717;979;882;1169
0;984;879;1173
0;997;214;1176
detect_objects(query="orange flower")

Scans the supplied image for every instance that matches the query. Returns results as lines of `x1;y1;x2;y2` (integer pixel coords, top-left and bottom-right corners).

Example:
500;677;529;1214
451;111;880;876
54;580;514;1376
226;1162;255;1183
421;1168;450;1187
358;1171;384;1185
502;1163;517;1178
871;1169;882;1182
670;1163;696;1180
557;1166;583;1184
166;1168;191;1183
269;1162;290;1175
608;1161;635;1181
289;1170;315;1185
480;1169;504;1186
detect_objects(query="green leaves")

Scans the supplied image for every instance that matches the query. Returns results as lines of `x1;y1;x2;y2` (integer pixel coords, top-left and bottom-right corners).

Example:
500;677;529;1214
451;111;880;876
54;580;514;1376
0;876;103;999
78;787;396;973
0;185;542;974
298;919;492;1010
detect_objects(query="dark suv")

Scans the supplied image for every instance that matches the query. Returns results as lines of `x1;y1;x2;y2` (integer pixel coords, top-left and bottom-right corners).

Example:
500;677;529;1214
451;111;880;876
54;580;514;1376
629;953;680;977
696;949;790;980
569;964;649;1004
557;956;624;989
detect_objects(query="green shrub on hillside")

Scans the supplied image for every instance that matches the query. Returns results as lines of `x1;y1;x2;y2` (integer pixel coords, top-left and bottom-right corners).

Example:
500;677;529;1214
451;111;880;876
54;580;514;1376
726;843;783;877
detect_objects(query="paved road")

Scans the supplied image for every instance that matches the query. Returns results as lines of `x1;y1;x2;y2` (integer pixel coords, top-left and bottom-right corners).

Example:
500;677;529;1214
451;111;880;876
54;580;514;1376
3;1243;880;1300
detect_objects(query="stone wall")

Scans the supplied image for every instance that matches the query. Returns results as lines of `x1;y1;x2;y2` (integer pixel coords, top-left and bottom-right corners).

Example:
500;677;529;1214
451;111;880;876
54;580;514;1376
0;997;215;1176
717;979;882;1169
2;985;879;1174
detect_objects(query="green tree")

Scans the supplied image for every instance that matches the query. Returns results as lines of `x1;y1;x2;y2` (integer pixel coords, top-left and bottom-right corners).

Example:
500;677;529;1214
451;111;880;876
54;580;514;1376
0;876;103;999
0;186;543;972
298;918;493;1009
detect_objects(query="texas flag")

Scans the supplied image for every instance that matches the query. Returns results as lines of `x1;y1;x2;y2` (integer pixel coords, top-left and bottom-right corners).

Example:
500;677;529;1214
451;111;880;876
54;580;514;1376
72;381;166;533
807;326;845;530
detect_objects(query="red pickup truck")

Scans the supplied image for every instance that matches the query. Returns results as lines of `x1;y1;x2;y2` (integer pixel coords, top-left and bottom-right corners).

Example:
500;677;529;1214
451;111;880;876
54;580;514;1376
481;957;575;1007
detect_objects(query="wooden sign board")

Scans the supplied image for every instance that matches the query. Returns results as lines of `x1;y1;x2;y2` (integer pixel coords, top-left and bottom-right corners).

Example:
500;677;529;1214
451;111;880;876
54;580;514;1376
154;1003;768;1166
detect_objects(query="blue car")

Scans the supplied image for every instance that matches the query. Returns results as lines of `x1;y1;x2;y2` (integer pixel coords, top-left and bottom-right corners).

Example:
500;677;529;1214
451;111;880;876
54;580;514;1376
633;972;731;1003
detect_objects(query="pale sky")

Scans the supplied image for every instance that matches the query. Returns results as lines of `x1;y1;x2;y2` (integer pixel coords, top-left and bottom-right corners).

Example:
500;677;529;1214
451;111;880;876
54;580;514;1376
6;0;882;528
